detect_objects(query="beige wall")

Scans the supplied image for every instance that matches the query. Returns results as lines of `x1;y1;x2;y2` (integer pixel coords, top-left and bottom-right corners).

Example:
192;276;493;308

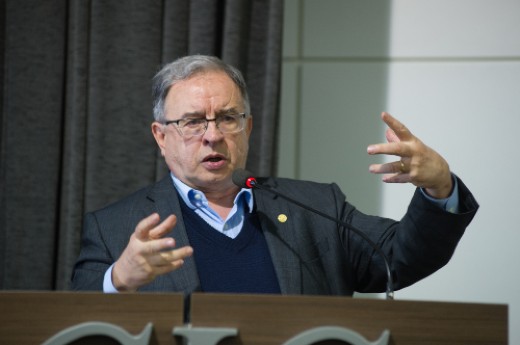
277;0;520;342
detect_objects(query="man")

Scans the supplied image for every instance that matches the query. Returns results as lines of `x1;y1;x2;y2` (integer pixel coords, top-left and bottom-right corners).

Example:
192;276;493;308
71;55;478;295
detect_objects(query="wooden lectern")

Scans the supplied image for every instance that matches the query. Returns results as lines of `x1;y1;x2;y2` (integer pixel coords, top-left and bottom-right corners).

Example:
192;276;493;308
0;292;507;344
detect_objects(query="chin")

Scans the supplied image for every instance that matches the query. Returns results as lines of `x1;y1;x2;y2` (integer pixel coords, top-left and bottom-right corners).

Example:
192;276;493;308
200;170;232;183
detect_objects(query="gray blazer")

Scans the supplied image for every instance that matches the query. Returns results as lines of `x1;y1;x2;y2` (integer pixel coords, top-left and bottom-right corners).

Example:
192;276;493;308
71;175;478;295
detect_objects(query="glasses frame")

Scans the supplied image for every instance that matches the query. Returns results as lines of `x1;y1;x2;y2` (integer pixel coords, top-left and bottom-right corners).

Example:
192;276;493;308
164;113;248;137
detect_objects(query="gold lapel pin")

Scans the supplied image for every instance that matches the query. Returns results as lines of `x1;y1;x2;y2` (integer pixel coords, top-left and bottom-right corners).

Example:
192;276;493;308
277;214;288;223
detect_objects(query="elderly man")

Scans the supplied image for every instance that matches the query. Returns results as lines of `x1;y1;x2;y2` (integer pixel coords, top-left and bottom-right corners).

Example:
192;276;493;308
71;55;478;295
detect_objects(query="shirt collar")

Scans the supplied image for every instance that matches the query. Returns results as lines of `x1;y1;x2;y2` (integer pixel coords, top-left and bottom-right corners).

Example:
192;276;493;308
170;173;254;213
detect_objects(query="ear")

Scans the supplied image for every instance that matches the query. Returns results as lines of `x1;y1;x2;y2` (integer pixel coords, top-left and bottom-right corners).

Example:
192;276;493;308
151;122;166;156
245;115;253;137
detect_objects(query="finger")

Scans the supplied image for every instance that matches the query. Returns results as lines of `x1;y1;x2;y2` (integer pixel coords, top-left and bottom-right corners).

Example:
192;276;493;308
381;112;413;141
385;128;400;143
367;141;411;157
148;245;194;266
153;259;188;275
381;172;410;184
148;214;177;239
369;161;406;175
162;246;193;262
146;237;177;254
134;213;161;241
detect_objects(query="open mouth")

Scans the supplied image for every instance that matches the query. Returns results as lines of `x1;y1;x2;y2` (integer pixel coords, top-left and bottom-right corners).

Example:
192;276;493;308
202;154;227;170
202;154;226;163
205;157;223;162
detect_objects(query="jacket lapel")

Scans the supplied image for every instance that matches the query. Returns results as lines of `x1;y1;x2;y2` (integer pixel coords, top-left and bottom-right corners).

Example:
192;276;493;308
254;180;303;295
145;176;201;293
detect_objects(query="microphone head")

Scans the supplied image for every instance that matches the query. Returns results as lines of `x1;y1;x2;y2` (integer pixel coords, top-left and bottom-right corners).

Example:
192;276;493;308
232;169;256;189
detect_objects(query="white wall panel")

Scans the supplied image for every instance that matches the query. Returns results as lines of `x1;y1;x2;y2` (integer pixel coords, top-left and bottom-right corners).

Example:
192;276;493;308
382;60;520;343
283;0;300;58
389;0;520;57
302;0;391;57
298;62;388;215
277;62;300;178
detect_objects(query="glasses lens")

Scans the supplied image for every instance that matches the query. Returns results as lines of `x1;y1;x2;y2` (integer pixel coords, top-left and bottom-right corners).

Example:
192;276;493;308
180;118;206;136
217;114;244;133
177;114;245;136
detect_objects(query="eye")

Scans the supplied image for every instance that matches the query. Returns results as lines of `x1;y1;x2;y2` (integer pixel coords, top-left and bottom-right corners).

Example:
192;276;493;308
219;114;237;123
182;118;206;128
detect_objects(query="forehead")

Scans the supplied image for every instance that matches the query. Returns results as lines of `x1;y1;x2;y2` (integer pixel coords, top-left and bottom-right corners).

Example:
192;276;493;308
165;71;243;115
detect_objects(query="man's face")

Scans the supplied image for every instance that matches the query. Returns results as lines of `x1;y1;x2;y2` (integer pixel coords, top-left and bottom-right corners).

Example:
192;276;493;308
151;70;252;194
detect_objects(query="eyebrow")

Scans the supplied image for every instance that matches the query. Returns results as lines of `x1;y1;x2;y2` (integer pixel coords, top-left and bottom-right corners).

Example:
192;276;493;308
180;108;241;118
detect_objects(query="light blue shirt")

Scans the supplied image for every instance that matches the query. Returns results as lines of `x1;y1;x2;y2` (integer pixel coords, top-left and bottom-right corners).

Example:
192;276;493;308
172;174;254;239
420;175;460;213
103;174;460;292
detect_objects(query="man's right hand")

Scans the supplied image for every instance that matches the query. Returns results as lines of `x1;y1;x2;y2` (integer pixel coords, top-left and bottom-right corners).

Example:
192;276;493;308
112;213;193;292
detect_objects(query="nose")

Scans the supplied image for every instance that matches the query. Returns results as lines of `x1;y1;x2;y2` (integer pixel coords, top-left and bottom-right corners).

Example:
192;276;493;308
202;119;224;143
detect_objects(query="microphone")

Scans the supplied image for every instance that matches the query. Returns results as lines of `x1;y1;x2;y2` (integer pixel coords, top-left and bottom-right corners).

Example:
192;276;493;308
232;168;395;300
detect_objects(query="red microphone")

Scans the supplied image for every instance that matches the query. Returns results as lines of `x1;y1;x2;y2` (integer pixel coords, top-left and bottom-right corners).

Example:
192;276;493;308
232;169;258;189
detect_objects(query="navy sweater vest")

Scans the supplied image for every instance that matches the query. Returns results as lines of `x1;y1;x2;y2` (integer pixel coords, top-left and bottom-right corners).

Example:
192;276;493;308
180;199;281;294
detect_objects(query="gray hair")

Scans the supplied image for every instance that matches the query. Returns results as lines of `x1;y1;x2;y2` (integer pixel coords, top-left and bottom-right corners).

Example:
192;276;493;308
152;55;251;122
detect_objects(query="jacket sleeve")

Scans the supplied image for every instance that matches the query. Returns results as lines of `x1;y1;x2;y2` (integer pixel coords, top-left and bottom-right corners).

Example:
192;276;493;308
341;175;479;293
70;212;114;291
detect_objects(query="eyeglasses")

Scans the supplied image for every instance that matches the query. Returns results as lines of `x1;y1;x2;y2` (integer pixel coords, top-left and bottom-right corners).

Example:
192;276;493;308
164;113;248;137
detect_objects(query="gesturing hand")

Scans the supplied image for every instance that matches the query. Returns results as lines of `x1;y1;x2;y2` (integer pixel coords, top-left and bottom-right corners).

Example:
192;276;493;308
112;213;193;292
367;112;453;199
